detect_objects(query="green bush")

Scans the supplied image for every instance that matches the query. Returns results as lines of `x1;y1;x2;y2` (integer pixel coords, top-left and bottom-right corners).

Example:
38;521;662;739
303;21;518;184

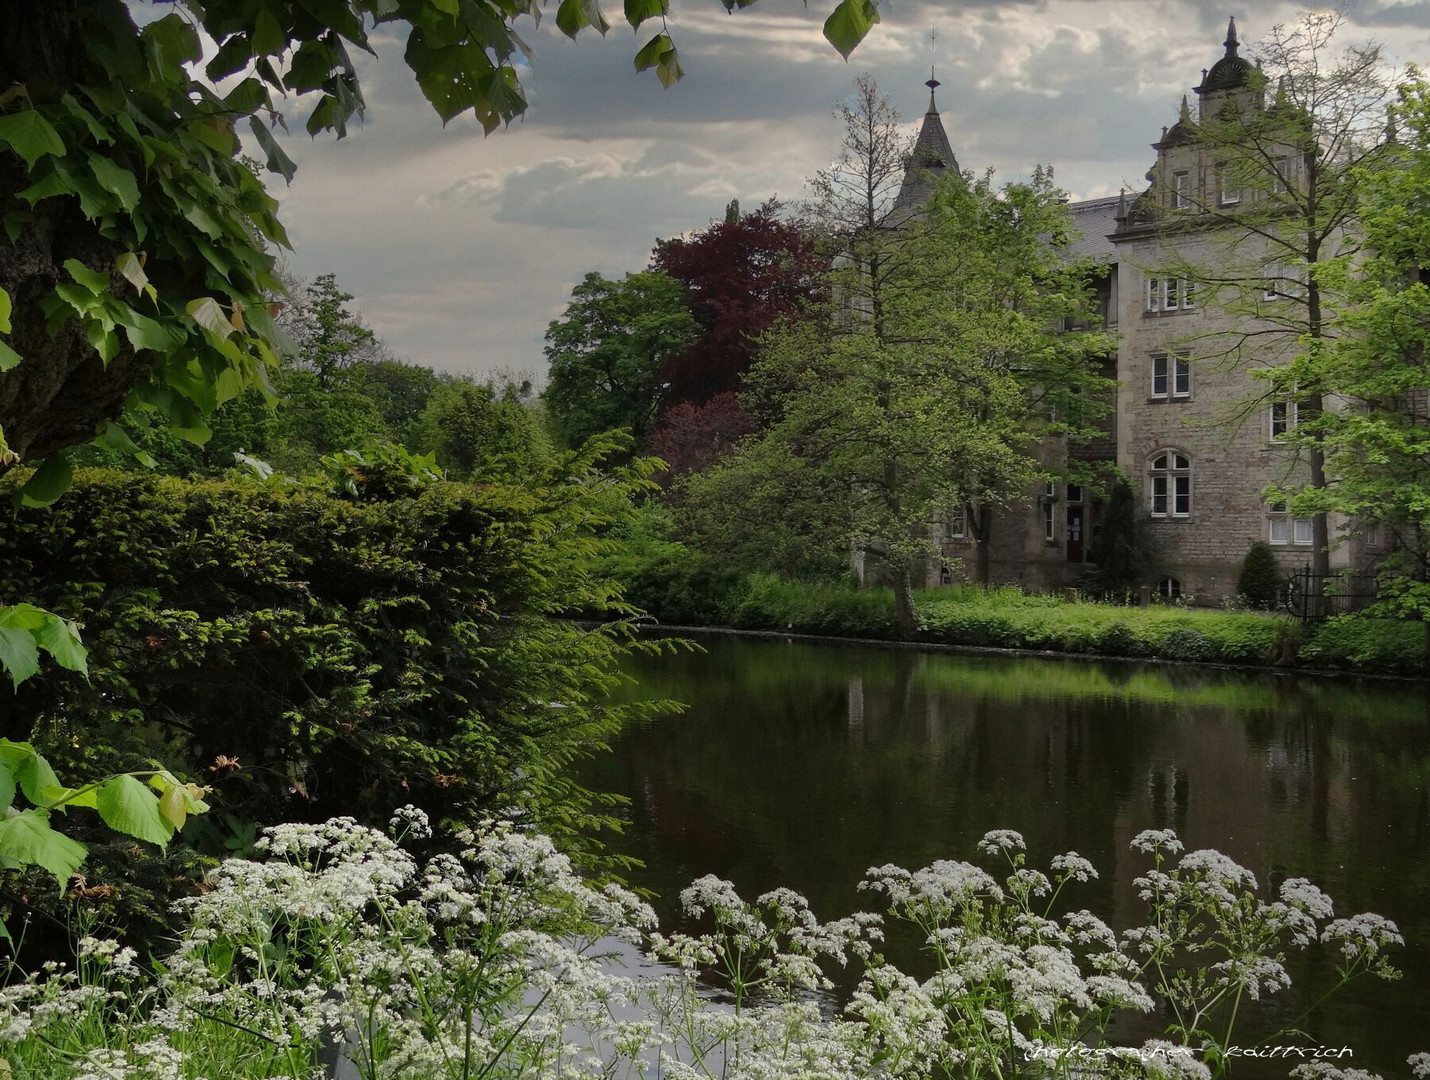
0;450;660;852
1237;541;1284;610
1301;615;1429;674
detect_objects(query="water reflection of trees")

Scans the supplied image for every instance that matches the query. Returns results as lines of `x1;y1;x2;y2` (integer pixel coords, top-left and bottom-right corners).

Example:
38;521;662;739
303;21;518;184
583;637;1430;1075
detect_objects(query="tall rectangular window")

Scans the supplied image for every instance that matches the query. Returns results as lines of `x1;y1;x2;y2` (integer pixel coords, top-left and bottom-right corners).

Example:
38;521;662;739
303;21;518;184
1273;156;1292;194
1173;474;1191;516
1043;483;1056;542
1293;517;1313;546
1173;171;1190;208
1151;475;1168;516
1151;355;1168;398
1217;162;1240;205
1270;399;1298;440
1172;357;1191;398
948;505;967;540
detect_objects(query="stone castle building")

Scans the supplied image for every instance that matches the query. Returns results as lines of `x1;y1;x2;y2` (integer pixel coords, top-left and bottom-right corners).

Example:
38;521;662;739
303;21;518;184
917;18;1386;603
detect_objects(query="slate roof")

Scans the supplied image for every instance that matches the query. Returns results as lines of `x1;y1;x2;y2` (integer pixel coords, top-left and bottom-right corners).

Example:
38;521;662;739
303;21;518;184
890;82;961;222
1065;196;1121;261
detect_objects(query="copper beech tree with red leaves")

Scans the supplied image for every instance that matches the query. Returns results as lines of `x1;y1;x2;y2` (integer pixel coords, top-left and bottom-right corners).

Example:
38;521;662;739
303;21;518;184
652;199;828;408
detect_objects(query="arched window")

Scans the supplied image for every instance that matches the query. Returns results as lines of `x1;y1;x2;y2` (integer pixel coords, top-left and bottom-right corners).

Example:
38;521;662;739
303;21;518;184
1149;451;1191;518
1158;576;1182;600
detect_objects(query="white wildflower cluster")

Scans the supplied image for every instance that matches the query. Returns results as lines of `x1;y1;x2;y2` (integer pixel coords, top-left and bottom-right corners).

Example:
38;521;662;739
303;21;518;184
1130;828;1185;856
1050;851;1098;883
1322;912;1405;975
0;818;1414;1080
977;828;1027;856
1290;1065;1386;1080
389;803;433;840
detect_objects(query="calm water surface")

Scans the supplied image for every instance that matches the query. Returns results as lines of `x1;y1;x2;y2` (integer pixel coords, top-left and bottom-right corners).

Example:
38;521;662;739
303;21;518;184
574;633;1430;1077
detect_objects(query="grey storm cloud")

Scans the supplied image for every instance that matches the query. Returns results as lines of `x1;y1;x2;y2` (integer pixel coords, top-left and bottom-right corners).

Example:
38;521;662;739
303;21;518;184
228;0;1427;378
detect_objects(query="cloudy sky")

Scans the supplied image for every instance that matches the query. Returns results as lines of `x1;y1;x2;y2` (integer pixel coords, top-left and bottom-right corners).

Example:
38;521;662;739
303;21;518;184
239;0;1430;380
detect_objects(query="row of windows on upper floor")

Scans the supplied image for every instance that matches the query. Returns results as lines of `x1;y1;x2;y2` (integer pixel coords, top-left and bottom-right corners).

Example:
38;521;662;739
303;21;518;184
1145;266;1304;315
1165;158;1298;212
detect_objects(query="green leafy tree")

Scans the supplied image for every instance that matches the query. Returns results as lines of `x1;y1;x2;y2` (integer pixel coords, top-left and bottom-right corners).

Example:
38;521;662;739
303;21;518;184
417;376;551;480
688;167;1110;638
542;270;695;449
0;2;878;490
284;273;378;390
1280;75;1430;621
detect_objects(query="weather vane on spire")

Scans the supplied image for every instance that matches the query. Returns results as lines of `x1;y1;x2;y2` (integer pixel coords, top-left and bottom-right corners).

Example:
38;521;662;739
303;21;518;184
927;25;941;105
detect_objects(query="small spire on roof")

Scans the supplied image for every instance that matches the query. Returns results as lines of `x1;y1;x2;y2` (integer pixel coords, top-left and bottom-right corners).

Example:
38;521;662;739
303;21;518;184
1385;104;1399;143
1179;95;1191;123
926;70;940;113
1225;16;1240;55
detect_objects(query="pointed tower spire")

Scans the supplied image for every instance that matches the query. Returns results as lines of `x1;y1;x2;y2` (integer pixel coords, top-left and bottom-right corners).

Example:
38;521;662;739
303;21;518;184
891;70;962;222
1224;16;1239;56
1179;95;1191;123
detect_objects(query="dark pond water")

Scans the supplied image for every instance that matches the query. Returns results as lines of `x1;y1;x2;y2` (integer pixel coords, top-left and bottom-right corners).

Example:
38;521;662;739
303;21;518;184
574;632;1430;1078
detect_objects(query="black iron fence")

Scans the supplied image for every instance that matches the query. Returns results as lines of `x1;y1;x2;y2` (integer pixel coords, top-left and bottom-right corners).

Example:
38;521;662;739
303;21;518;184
1283;569;1379;620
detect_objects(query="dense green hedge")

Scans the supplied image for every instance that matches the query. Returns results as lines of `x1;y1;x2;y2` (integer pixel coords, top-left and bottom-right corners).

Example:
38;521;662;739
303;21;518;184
0;460;660;849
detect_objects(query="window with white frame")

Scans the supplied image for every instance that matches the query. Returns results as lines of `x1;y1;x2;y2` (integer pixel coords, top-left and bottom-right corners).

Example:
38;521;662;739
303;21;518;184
1151;354;1191;399
1043;482;1056;542
1273;156;1292;194
1149;452;1191;518
1216;162;1240;205
1145;276;1196;313
1263;262;1305;301
1362;520;1385;549
1269;399;1299;440
947;504;967;540
1267;500;1312;545
1172;171;1190;209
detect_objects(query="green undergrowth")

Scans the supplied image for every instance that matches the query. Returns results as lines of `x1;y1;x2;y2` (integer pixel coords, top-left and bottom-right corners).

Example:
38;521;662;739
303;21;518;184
636;571;1428;676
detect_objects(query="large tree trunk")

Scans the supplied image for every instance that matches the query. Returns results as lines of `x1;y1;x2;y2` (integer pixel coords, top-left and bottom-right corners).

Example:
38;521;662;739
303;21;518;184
892;561;917;639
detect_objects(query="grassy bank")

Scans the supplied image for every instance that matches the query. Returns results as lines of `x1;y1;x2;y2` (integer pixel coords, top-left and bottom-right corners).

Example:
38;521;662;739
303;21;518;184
632;571;1428;676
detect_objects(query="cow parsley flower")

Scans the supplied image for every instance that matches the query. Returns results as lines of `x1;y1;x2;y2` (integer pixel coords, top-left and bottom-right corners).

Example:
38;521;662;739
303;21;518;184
978;829;1026;856
1050;852;1098;882
1130;829;1184;855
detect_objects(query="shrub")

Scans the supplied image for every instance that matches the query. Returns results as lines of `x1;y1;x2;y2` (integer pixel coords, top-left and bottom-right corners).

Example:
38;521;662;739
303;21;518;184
1302;615;1430;674
0;446;662;853
1237;541;1284;610
1085;478;1147;595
